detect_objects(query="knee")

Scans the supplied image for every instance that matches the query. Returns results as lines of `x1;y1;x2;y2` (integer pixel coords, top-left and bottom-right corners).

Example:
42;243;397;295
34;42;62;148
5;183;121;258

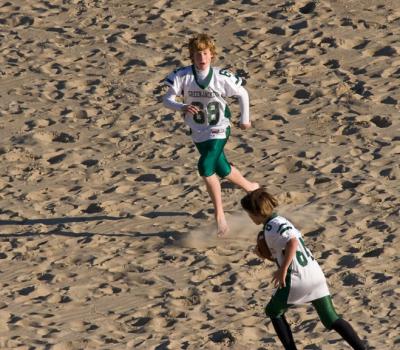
321;315;339;330
318;309;339;329
265;303;281;319
312;296;340;330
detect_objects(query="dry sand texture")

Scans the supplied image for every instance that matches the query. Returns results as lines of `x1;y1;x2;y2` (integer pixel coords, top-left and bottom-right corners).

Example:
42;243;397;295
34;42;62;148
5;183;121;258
0;0;399;349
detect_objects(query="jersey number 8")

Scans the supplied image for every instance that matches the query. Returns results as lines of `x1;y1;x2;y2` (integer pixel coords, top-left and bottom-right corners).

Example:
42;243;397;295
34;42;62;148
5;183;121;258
192;101;220;125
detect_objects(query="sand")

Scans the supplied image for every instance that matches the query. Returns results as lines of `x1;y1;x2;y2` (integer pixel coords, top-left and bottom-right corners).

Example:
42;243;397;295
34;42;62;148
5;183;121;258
0;0;398;349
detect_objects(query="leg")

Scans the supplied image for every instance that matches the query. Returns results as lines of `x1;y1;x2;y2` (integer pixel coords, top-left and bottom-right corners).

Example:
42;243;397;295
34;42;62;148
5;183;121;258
202;174;228;236
265;272;297;350
213;127;258;193
312;296;366;350
331;319;366;350
270;315;297;350
224;165;259;192
195;139;230;236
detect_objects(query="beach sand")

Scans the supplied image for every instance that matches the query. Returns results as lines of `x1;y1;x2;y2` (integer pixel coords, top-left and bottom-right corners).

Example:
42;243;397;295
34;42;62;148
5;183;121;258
0;0;398;348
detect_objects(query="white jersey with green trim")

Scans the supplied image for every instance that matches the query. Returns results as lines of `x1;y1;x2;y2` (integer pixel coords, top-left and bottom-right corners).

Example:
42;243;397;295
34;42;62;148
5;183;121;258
165;65;244;143
263;215;330;304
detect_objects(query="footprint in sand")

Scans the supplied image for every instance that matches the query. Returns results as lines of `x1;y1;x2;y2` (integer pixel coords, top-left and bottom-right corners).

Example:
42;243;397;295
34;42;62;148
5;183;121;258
370;115;392;128
47;153;67;165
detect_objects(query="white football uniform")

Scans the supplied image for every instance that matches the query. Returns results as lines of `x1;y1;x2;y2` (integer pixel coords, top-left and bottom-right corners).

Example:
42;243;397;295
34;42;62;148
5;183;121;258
263;214;330;305
165;65;245;143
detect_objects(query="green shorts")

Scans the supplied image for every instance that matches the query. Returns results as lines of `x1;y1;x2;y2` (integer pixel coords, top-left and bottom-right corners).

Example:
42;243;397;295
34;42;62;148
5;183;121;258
194;127;231;178
265;274;339;329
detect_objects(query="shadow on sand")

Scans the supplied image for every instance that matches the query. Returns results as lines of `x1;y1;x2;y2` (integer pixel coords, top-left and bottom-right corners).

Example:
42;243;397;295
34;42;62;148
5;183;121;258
0;215;185;245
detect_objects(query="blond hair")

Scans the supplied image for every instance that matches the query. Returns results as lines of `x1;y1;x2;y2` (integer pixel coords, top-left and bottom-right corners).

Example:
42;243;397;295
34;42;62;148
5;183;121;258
188;33;217;61
241;188;278;218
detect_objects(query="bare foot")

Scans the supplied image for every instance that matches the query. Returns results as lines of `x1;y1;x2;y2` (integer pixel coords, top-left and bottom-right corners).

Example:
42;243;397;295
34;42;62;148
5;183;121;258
247;182;260;193
217;218;229;237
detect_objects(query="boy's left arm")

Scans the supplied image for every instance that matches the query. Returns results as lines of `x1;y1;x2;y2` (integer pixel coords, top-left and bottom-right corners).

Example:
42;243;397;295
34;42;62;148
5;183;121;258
272;237;298;288
222;71;250;128
236;86;251;129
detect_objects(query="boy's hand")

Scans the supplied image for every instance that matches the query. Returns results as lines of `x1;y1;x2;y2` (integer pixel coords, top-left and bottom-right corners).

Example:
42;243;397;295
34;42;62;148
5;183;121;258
272;267;287;288
240;122;251;130
182;104;200;115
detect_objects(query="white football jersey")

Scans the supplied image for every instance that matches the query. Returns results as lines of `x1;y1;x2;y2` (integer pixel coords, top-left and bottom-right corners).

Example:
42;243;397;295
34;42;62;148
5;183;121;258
263;214;330;304
165;65;244;143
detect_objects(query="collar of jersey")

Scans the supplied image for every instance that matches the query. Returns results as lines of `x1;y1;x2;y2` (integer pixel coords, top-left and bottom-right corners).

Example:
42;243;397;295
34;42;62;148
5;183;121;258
263;213;278;230
192;65;213;89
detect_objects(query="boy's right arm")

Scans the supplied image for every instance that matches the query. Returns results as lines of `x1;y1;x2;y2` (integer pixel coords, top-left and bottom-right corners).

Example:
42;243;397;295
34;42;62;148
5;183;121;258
163;87;200;115
163;87;185;112
163;67;200;116
163;68;186;112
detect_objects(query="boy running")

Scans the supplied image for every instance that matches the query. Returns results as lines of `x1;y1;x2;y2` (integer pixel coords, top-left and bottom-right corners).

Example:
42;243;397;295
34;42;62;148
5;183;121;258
163;33;258;235
241;188;367;350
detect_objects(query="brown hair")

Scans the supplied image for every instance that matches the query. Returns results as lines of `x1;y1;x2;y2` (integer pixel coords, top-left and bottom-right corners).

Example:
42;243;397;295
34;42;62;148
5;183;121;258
188;33;217;60
241;188;278;218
